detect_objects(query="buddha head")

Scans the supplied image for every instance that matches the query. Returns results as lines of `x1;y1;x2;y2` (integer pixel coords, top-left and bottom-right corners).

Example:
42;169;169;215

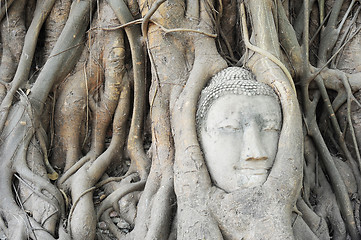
197;67;282;192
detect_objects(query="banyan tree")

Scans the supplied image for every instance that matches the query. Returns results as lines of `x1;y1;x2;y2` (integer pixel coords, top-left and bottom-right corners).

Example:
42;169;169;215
1;0;361;239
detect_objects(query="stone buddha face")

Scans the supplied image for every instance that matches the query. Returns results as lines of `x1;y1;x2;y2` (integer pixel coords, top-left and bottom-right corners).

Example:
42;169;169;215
197;67;282;192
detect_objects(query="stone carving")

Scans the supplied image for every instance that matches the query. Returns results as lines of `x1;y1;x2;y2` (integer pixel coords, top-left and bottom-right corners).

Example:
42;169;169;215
195;67;297;239
197;67;282;191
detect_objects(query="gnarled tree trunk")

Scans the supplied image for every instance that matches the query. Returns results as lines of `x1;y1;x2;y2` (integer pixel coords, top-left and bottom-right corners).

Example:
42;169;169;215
0;0;361;239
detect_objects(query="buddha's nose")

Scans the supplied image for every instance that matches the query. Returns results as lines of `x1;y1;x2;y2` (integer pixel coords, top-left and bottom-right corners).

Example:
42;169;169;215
240;123;268;161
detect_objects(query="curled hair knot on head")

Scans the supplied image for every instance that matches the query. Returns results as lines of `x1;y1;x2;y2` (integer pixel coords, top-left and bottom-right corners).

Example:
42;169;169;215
196;67;279;127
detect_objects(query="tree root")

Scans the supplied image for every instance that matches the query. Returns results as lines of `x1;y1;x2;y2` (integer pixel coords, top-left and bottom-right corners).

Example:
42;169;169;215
15;165;64;216
312;68;361;196
29;0;96;113
315;168;348;239
317;0;346;66
62;74;130;239
48;5;133;235
0;0;26;103
141;0;166;44
150;19;217;38
43;0;72;60
36;127;58;180
302;76;359;239
86;2;126;160
0;0;15;21
296;198;330;239
1;1;361;239
240;2;296;94
331;2;360;68
53;70;89;171
107;0;149;180
0;99;66;239
100;208;124;239
0;0;56;133
172;3;227;240
97;180;146;220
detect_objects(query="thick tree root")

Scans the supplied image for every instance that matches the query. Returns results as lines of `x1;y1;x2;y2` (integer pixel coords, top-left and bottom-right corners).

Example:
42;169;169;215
97;180;146;220
0;0;26;103
1;1;361;239
107;0;149;180
0;0;56;133
59;73;130;239
0;98;66;239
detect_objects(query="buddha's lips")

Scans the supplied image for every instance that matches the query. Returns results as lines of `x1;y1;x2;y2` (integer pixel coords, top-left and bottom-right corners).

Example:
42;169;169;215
236;167;270;175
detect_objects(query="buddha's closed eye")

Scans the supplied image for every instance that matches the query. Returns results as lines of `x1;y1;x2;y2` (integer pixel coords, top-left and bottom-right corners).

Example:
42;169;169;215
217;119;241;132
261;118;281;131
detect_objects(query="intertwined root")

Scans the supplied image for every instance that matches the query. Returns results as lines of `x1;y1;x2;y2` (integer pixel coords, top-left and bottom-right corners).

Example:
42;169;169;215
1;1;361;240
0;97;65;239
